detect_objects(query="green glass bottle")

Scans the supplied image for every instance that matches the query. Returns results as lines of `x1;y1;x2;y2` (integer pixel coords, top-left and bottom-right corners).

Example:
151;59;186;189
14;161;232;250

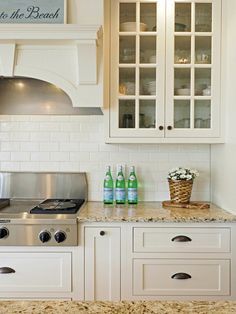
128;166;138;204
103;166;113;204
115;165;126;204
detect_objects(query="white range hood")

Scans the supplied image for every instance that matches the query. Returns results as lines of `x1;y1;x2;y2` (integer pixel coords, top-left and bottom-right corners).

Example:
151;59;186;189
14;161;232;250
0;24;103;107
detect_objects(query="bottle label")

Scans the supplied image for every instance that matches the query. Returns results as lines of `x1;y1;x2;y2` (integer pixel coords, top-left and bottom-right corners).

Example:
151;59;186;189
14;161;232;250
105;175;111;181
104;188;113;202
117;175;124;181
128;188;138;202
115;188;126;201
129;175;136;181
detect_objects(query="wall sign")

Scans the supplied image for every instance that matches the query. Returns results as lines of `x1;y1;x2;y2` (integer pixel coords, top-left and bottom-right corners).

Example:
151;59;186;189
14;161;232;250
0;0;66;24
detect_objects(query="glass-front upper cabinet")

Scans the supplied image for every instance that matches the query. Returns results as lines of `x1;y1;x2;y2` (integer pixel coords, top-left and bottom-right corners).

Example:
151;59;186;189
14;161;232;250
108;0;222;142
110;0;165;138
166;0;221;138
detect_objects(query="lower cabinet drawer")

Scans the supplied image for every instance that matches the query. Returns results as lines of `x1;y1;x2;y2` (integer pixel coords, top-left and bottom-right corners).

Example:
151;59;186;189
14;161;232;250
0;253;71;293
133;259;230;296
133;227;231;253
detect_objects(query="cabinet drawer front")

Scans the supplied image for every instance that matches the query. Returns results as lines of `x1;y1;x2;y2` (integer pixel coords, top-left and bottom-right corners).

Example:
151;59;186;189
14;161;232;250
133;259;230;296
133;227;230;253
0;253;71;292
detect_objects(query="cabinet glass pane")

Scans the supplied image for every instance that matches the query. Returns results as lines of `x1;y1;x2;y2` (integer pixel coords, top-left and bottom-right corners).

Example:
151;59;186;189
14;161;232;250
139;100;156;128
120;36;136;64
174;100;190;128
119;68;135;96
140;68;156;95
120;3;136;32
119;100;135;128
195;3;212;32
194;100;211;128
195;68;211;96
175;3;191;32
140;3;156;32
174;68;191;96
175;36;191;64
140;36;156;63
195;37;211;64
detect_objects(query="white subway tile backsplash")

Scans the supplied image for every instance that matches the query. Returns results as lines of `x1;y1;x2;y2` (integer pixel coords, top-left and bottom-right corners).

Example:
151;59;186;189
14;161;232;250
0;116;211;202
11;152;30;161
51;132;70;142
60;122;81;132
39;162;60;171
11;132;30;141
70;132;90;142
21;142;39;152
50;152;69;162
81;143;99;152
20;162;40;171
70;152;90;162
90;152;110;162
31;152;50;161
0;152;11;161
59;142;80;152
40;122;61;131
1;142;20;152
40;143;59;152
59;162;80;172
30;132;50;142
0;162;20;171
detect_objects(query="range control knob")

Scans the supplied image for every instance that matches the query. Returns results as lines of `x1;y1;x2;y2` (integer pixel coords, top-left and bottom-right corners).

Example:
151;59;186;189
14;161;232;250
54;231;66;243
39;231;51;243
0;227;9;239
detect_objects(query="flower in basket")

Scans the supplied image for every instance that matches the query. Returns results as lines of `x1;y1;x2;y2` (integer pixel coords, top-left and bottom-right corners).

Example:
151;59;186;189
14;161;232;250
168;167;199;181
167;167;199;204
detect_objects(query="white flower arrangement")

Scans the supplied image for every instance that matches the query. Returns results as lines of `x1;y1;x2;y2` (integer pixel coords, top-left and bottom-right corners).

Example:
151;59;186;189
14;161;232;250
168;167;199;181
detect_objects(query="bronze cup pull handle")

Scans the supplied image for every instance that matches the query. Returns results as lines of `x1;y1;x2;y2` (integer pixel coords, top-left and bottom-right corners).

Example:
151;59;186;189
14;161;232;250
171;273;191;280
0;267;15;274
171;235;192;242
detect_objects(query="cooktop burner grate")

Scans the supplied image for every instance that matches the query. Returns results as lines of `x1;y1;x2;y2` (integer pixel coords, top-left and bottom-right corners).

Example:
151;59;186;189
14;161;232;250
30;199;85;214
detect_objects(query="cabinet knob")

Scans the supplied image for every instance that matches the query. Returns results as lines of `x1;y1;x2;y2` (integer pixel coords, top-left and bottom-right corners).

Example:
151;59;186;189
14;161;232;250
100;231;105;236
171;273;191;280
171;235;192;242
159;126;164;131
167;126;173;130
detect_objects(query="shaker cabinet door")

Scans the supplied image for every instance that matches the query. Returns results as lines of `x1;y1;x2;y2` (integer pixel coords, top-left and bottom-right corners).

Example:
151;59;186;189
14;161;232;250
84;227;121;301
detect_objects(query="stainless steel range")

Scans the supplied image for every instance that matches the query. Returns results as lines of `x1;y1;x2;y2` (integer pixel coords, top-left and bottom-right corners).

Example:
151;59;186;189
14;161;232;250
0;172;87;246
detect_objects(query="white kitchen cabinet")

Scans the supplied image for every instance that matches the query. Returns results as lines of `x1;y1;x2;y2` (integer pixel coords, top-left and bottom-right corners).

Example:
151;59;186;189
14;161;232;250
84;227;121;301
0;252;71;293
0;247;80;300
106;0;222;143
124;223;233;300
133;227;230;253
80;222;236;301
133;259;230;296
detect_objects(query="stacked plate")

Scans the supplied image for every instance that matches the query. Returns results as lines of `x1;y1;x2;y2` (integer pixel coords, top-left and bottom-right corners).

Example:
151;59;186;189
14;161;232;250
144;81;156;95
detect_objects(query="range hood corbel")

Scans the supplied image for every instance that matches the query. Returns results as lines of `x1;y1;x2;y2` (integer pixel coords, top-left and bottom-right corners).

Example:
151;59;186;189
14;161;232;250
0;24;103;107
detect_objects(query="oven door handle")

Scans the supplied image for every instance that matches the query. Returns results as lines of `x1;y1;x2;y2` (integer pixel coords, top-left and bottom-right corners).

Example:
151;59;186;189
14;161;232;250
0;267;15;274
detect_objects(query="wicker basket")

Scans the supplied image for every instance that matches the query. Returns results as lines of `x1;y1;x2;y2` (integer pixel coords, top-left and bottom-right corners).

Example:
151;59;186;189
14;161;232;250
168;179;193;204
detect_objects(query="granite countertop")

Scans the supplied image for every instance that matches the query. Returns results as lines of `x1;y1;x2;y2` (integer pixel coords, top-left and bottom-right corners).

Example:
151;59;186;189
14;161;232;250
77;201;236;223
0;301;236;314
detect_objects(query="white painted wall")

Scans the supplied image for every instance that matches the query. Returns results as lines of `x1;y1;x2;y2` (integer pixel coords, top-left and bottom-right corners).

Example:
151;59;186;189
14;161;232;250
211;0;236;212
67;0;103;24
